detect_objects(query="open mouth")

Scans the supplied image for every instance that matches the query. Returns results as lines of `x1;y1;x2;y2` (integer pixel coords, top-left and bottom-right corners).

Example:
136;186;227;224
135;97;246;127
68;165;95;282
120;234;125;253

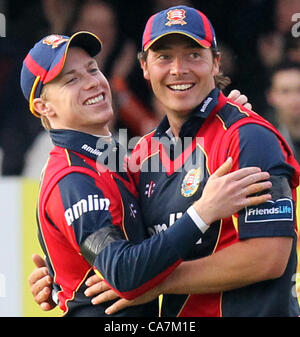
83;94;104;105
167;83;195;91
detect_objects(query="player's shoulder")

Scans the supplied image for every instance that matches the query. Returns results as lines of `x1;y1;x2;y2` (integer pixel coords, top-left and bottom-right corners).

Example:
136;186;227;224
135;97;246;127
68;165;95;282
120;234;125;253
134;129;157;147
217;98;260;130
42;146;102;193
129;129;157;165
217;98;280;138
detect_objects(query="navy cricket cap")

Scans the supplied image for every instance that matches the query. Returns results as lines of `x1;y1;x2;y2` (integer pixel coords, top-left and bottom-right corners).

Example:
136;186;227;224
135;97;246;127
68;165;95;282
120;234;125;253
142;5;217;52
20;31;102;117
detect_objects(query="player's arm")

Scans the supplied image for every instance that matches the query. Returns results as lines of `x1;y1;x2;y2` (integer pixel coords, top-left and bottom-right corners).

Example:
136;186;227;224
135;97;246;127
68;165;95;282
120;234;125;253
29;160;271;307
85;162;272;300
154;125;298;292
101;236;292;315
156;124;297;294
93;125;298;313
47;160;271;301
89;235;291;315
46;171;206;300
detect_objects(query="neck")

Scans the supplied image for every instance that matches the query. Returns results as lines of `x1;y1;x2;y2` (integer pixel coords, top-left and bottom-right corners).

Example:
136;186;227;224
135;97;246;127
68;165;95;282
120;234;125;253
52;125;111;138
167;114;189;137
164;87;216;137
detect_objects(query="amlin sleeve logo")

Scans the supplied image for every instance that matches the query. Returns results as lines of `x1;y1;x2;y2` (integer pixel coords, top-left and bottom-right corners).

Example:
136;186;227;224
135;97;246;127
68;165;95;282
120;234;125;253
245;198;293;223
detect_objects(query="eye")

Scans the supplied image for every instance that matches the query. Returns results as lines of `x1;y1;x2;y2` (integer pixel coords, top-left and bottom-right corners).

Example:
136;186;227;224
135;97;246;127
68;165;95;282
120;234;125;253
89;67;100;74
158;54;170;60
190;52;201;59
65;77;77;85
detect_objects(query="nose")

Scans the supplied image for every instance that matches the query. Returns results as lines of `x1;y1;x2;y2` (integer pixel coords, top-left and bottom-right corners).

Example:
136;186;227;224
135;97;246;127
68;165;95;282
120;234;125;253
83;72;100;90
170;57;188;77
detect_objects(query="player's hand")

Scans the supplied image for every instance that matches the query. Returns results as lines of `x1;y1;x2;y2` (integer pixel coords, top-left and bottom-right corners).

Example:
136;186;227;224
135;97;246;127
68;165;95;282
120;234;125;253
228;89;252;110
85;278;161;315
193;157;272;224
84;273;158;312
84;274;113;304
104;286;161;315
28;254;56;311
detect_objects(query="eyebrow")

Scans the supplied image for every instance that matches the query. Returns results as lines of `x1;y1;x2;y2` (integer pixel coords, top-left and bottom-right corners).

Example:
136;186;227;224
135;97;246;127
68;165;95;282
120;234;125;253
152;42;203;52
60;59;98;78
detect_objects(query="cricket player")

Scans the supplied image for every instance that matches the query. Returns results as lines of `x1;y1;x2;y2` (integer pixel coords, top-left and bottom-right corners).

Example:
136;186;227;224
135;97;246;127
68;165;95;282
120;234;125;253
84;6;300;317
22;30;271;316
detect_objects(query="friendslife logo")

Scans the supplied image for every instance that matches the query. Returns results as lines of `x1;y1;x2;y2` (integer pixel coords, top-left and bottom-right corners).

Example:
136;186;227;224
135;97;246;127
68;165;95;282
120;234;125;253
245;198;293;223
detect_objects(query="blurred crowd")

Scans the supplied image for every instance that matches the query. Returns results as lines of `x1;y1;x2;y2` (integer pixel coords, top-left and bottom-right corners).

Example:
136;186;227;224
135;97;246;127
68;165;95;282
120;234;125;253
0;0;300;178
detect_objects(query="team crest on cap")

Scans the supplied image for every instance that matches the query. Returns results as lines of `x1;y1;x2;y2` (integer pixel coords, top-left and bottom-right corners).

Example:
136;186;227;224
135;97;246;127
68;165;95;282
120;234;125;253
42;35;68;48
181;167;202;197
165;9;187;26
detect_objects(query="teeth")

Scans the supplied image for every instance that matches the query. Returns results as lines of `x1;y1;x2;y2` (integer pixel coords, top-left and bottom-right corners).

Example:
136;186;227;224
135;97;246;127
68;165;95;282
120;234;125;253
84;94;104;105
169;84;193;91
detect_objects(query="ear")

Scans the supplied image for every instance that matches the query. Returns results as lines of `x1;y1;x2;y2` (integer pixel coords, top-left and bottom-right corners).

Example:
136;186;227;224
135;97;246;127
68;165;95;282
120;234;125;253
212;52;221;76
32;98;55;117
139;57;150;80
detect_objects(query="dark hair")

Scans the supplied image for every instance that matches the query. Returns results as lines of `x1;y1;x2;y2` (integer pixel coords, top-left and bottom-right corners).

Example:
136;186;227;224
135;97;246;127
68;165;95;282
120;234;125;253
268;60;300;87
271;60;300;74
138;47;231;90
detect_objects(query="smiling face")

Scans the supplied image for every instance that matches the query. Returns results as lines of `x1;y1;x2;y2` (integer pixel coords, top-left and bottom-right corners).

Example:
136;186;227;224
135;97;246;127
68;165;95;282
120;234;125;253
34;47;114;135
140;34;220;123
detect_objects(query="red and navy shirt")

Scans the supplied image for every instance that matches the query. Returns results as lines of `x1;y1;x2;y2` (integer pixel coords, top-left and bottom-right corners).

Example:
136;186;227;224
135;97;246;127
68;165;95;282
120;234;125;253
37;129;206;316
129;88;300;317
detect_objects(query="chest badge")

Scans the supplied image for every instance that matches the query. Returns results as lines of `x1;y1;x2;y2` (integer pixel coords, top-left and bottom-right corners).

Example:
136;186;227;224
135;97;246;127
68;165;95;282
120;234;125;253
181;167;202;197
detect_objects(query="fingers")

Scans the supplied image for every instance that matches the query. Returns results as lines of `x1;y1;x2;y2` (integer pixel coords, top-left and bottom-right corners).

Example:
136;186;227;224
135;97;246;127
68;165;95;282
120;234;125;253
212;157;233;177
40;301;56;311
246;193;272;207
28;266;49;287
29;272;53;310
227;89;241;101
84;275;119;306
34;283;51;306
29;254;56;311
84;279;109;297
237;171;270;188
90;289;120;306
244;102;252;110
243;180;272;196
234;94;248;106
29;272;52;297
225;166;266;182
105;299;130;315
228;89;252;110
85;274;103;287
32;254;47;268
